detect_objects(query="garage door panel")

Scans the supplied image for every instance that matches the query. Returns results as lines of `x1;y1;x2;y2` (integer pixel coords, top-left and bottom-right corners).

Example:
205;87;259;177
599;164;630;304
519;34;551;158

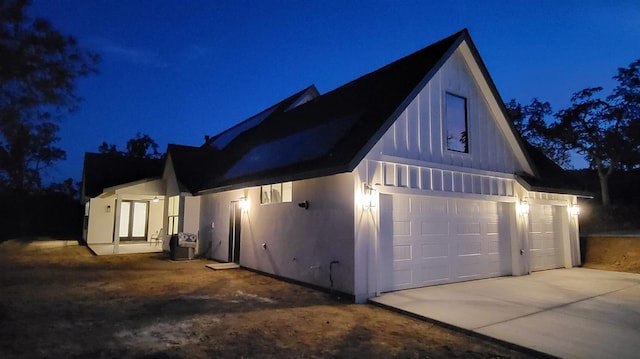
392;220;411;236
487;235;502;254
455;200;481;215
421;243;449;258
392;245;412;261
529;203;563;271
422;197;449;214
391;267;413;288
382;195;511;292
419;260;451;284
457;235;483;256
455;222;481;235
456;254;484;279
421;220;449;235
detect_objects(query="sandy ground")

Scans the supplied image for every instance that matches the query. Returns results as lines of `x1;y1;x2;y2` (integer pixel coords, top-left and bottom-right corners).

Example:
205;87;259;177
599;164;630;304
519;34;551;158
0;238;537;359
582;236;640;274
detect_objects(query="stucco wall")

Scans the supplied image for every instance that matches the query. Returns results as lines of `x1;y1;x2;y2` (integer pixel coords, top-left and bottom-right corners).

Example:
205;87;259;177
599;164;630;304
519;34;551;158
87;197;116;244
199;173;355;294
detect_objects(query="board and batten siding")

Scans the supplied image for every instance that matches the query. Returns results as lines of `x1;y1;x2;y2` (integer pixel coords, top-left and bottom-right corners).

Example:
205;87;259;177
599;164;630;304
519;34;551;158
380;48;522;178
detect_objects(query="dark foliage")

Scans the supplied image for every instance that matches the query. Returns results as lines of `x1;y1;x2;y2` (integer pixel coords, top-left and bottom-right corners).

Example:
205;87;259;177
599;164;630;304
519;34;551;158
0;191;83;241
0;0;99;192
98;132;162;159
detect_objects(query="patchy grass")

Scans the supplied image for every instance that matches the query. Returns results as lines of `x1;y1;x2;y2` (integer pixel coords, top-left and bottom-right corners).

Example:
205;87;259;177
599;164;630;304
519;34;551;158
0;239;533;359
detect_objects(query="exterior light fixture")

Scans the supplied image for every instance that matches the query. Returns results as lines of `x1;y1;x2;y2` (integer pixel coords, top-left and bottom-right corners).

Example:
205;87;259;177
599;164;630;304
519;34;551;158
152;196;159;203
106;205;111;213
239;197;249;212
569;204;580;216
363;184;378;209
516;199;530;215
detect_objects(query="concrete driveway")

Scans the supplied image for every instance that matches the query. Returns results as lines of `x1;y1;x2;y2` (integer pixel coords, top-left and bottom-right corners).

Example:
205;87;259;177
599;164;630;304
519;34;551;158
370;268;640;358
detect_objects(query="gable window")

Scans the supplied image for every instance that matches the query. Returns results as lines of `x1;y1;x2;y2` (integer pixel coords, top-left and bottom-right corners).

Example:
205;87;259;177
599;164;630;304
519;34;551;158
167;195;180;235
445;93;469;153
261;182;292;204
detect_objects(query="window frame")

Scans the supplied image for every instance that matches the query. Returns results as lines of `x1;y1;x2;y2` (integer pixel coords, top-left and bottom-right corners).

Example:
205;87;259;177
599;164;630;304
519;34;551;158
260;182;292;205
444;92;469;154
167;195;180;235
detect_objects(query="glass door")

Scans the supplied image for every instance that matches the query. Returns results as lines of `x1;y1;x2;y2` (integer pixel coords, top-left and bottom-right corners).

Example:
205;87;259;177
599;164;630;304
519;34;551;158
119;201;149;241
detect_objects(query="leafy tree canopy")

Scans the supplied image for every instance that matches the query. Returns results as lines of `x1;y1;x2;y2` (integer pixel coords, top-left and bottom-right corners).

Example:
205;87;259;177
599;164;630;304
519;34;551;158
508;58;640;206
505;98;570;167
98;132;162;159
0;0;99;192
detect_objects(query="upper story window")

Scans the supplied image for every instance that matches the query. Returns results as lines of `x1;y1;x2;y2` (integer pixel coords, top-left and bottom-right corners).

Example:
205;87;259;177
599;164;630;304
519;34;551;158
261;182;292;204
445;93;469;153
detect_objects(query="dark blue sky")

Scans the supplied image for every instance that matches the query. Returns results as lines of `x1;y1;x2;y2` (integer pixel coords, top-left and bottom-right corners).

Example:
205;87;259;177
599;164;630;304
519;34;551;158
28;0;640;184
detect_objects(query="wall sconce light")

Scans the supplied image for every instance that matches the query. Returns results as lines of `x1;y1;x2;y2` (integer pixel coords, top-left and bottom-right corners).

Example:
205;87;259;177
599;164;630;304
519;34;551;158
363;184;378;209
569;204;580;216
516;199;529;215
239;197;249;212
106;205;111;213
152;196;159;203
298;200;309;210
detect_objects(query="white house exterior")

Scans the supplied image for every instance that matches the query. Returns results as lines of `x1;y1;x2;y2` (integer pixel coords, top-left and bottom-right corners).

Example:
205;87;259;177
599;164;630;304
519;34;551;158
82;29;583;302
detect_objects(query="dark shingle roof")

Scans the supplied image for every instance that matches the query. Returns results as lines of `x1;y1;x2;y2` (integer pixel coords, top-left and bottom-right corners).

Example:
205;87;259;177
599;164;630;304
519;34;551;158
166;144;219;193
81;153;163;198
85;29;581;197
517;143;591;196
184;30;465;194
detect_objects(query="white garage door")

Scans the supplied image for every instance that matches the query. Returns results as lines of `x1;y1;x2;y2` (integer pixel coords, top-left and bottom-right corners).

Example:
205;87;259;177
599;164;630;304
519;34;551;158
380;195;512;292
528;204;563;271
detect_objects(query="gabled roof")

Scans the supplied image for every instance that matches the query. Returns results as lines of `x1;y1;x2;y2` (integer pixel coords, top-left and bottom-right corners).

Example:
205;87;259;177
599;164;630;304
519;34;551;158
81;153;163;199
167;29;563;195
166;144;219;193
184;30;466;194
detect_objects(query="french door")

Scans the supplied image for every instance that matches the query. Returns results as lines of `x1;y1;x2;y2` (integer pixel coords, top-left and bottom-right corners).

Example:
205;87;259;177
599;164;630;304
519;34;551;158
119;201;149;241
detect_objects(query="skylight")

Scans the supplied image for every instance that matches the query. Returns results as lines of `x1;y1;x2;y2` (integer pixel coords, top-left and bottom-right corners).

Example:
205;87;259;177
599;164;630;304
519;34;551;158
224;116;358;179
210;105;277;149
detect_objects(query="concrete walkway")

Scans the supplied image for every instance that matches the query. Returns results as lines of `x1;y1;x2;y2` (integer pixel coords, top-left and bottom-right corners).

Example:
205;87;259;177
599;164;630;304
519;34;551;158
88;243;163;255
370;268;640;358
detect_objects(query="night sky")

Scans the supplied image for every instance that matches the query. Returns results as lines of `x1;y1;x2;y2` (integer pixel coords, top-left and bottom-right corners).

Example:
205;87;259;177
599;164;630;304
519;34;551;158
27;0;640;184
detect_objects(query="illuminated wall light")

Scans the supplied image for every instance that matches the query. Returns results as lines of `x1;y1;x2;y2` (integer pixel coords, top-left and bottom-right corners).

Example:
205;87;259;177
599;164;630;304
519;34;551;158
239;197;249;212
152;196;159;203
362;184;378;209
516;199;530;215
569;204;580;216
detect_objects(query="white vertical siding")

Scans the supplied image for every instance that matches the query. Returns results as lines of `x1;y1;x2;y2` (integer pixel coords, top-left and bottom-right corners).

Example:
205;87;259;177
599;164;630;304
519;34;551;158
380;49;521;175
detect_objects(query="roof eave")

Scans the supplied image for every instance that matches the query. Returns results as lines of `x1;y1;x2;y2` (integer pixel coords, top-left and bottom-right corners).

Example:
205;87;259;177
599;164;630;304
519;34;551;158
346;30;469;172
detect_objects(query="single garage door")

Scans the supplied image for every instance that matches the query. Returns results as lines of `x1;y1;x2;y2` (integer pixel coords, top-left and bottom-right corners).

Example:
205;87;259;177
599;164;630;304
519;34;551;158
528;204;563;271
380;195;512;292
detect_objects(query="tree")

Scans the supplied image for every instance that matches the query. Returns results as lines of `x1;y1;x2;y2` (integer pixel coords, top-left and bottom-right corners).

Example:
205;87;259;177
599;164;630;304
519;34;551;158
0;0;99;192
505;98;570;167
507;59;640;207
552;87;617;206
609;59;640;169
98;132;162;159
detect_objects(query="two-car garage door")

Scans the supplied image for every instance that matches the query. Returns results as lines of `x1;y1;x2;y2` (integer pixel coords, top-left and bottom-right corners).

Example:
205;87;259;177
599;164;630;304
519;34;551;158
380;195;512;292
380;195;565;293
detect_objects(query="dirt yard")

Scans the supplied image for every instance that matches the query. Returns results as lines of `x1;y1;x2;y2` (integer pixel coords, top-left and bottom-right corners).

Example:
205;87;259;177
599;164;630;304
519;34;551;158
0;239;537;358
582;235;640;274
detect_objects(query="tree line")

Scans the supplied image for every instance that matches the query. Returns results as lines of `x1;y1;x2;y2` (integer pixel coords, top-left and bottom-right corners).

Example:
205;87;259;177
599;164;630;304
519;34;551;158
506;59;640;206
1;0;639;208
